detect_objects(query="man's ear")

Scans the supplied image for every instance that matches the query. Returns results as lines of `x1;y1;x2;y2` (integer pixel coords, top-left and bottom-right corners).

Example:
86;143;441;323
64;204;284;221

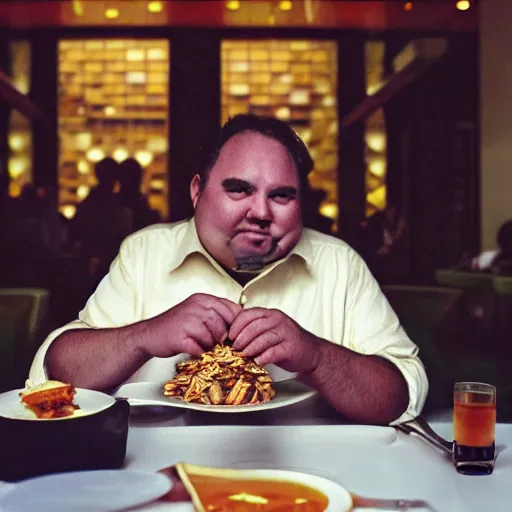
190;174;202;209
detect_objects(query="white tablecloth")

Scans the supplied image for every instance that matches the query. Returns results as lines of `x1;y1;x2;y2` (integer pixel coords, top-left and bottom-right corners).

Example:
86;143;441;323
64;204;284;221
1;416;510;511
121;421;512;512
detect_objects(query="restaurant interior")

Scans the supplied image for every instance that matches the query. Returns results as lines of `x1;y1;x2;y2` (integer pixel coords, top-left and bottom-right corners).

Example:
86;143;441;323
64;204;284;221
0;0;510;421
2;1;512;510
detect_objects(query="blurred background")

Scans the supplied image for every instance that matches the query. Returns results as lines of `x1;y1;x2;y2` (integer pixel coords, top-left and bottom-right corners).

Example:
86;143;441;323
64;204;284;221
1;0;511;416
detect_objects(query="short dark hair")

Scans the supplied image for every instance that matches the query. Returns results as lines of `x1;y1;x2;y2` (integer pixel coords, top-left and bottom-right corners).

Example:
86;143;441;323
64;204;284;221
197;114;314;191
498;220;512;252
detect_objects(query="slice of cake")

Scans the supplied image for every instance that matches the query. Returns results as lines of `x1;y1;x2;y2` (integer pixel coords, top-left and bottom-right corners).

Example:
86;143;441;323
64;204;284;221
19;380;80;419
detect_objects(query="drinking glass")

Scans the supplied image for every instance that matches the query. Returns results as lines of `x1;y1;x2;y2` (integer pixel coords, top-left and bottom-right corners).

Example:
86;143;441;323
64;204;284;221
453;382;496;475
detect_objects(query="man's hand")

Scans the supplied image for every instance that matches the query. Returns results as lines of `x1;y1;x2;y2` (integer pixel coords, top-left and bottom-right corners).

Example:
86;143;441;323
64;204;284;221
228;308;320;374
146;293;242;359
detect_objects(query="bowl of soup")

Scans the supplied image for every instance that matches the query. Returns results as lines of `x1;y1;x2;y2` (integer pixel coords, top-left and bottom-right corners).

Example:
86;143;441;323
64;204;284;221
174;462;353;511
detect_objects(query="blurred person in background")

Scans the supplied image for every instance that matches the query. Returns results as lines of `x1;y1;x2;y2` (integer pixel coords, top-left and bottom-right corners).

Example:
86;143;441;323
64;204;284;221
72;157;132;280
118;157;161;232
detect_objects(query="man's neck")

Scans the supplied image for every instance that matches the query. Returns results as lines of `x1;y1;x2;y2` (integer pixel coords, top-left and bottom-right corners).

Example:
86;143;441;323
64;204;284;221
225;268;259;287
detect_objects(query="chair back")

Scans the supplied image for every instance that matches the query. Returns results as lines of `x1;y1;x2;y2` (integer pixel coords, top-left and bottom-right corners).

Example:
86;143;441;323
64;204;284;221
382;285;464;412
0;288;50;392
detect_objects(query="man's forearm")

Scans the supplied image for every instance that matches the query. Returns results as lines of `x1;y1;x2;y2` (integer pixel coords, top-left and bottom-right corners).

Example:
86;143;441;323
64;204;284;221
301;338;409;425
46;321;151;392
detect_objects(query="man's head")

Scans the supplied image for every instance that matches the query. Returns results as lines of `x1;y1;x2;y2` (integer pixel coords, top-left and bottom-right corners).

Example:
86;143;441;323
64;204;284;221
190;114;313;272
95;157;120;191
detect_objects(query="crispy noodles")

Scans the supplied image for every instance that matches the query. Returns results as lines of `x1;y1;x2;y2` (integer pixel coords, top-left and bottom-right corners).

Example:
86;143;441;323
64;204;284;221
163;344;276;406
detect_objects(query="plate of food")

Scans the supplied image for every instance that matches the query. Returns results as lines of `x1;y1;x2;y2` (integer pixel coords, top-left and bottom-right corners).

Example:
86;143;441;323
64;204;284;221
0;380;130;482
173;462;353;512
0;380;114;421
114;343;316;412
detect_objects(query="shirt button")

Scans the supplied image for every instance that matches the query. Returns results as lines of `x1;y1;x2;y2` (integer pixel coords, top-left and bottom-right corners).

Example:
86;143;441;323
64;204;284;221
240;294;248;306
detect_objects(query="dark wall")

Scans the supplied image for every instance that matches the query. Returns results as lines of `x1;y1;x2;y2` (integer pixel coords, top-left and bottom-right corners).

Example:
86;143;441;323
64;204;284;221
30;32;58;189
337;34;366;243
385;35;479;283
169;30;221;222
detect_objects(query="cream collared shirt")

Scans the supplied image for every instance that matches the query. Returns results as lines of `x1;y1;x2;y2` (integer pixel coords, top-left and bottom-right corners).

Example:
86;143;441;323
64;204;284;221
29;218;428;424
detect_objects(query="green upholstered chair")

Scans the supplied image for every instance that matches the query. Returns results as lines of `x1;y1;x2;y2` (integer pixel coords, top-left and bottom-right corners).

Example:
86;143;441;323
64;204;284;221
0;288;50;392
435;269;494;291
382;285;468;412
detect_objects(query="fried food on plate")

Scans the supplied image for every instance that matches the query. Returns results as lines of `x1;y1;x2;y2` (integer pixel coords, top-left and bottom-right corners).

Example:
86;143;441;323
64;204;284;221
20;380;80;419
163;344;276;406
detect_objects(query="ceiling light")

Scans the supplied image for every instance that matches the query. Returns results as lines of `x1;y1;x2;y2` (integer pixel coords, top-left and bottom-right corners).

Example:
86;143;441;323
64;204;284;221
104;8;120;19
77;160;90;174
112;147;129;163
456;1;470;11
86;147;105;162
8;133;25;152
147;1;163;13
226;0;240;11
60;205;77;219
135;150;153;167
404;2;413;11
77;185;90;200
319;201;338;220
279;0;293;11
72;0;84;16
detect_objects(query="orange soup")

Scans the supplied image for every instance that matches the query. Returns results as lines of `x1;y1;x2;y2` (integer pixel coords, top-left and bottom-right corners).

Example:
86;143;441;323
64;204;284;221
188;474;329;511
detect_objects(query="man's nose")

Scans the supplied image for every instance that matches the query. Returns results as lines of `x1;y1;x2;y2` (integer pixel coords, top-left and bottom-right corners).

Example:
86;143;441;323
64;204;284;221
247;195;272;222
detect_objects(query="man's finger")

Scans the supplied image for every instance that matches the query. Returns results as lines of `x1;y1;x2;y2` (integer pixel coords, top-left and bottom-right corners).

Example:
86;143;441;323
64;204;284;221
197;296;242;326
202;308;229;343
231;317;277;351
238;330;282;358
229;308;268;341
254;343;285;367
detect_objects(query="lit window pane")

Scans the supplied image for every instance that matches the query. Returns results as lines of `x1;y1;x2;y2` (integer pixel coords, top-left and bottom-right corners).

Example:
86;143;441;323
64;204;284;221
58;39;169;219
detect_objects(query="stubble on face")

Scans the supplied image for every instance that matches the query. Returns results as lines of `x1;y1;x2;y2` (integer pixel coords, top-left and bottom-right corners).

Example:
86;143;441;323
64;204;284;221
230;237;280;272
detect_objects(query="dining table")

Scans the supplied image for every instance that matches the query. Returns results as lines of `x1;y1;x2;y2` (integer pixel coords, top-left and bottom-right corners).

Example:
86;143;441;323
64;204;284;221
1;393;511;511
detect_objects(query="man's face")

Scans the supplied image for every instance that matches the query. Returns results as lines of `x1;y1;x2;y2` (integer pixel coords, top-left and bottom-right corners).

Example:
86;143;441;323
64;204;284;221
191;131;303;272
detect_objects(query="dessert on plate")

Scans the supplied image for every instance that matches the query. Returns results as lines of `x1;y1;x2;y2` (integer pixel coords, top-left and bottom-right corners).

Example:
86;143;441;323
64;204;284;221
19;380;80;419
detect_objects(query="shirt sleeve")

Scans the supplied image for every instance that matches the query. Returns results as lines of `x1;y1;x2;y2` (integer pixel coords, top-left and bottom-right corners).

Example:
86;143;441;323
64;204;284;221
28;236;140;384
344;250;429;425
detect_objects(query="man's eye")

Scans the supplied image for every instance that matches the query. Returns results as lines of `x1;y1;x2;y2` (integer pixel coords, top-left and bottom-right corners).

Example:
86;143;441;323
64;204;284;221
226;188;250;197
271;194;294;204
271;192;294;204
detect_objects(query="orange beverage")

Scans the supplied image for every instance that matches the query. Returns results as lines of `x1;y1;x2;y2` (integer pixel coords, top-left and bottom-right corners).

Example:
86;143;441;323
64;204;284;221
453;397;496;447
453;382;496;476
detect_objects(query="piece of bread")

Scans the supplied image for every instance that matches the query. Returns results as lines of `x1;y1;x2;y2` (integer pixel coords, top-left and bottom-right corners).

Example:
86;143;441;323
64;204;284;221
20;380;80;419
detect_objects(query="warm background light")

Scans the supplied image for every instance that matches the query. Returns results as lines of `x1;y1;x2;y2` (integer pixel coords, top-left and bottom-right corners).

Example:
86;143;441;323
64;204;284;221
147;1;163;14
225;0;240;11
60;205;77;219
404;2;413;12
135;150;153;167
456;1;470;11
86;147;105;162
112;147;129;162
279;0;293;11
104;8;120;19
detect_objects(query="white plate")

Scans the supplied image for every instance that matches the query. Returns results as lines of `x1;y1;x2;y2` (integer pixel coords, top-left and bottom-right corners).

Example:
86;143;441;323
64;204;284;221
0;470;172;512
178;465;352;512
114;380;316;413
0;388;114;421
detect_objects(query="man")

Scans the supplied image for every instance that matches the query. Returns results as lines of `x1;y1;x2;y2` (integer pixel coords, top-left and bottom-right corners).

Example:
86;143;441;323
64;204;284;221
29;114;428;425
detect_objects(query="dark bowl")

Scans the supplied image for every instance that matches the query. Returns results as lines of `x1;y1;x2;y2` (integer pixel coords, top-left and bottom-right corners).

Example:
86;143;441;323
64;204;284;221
0;388;130;482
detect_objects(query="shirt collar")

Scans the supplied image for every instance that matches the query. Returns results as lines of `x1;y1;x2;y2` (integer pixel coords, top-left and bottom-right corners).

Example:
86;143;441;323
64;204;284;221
169;217;314;275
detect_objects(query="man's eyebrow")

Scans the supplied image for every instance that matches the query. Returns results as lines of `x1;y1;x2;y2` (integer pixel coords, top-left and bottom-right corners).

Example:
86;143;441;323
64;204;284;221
221;178;253;190
269;186;297;197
